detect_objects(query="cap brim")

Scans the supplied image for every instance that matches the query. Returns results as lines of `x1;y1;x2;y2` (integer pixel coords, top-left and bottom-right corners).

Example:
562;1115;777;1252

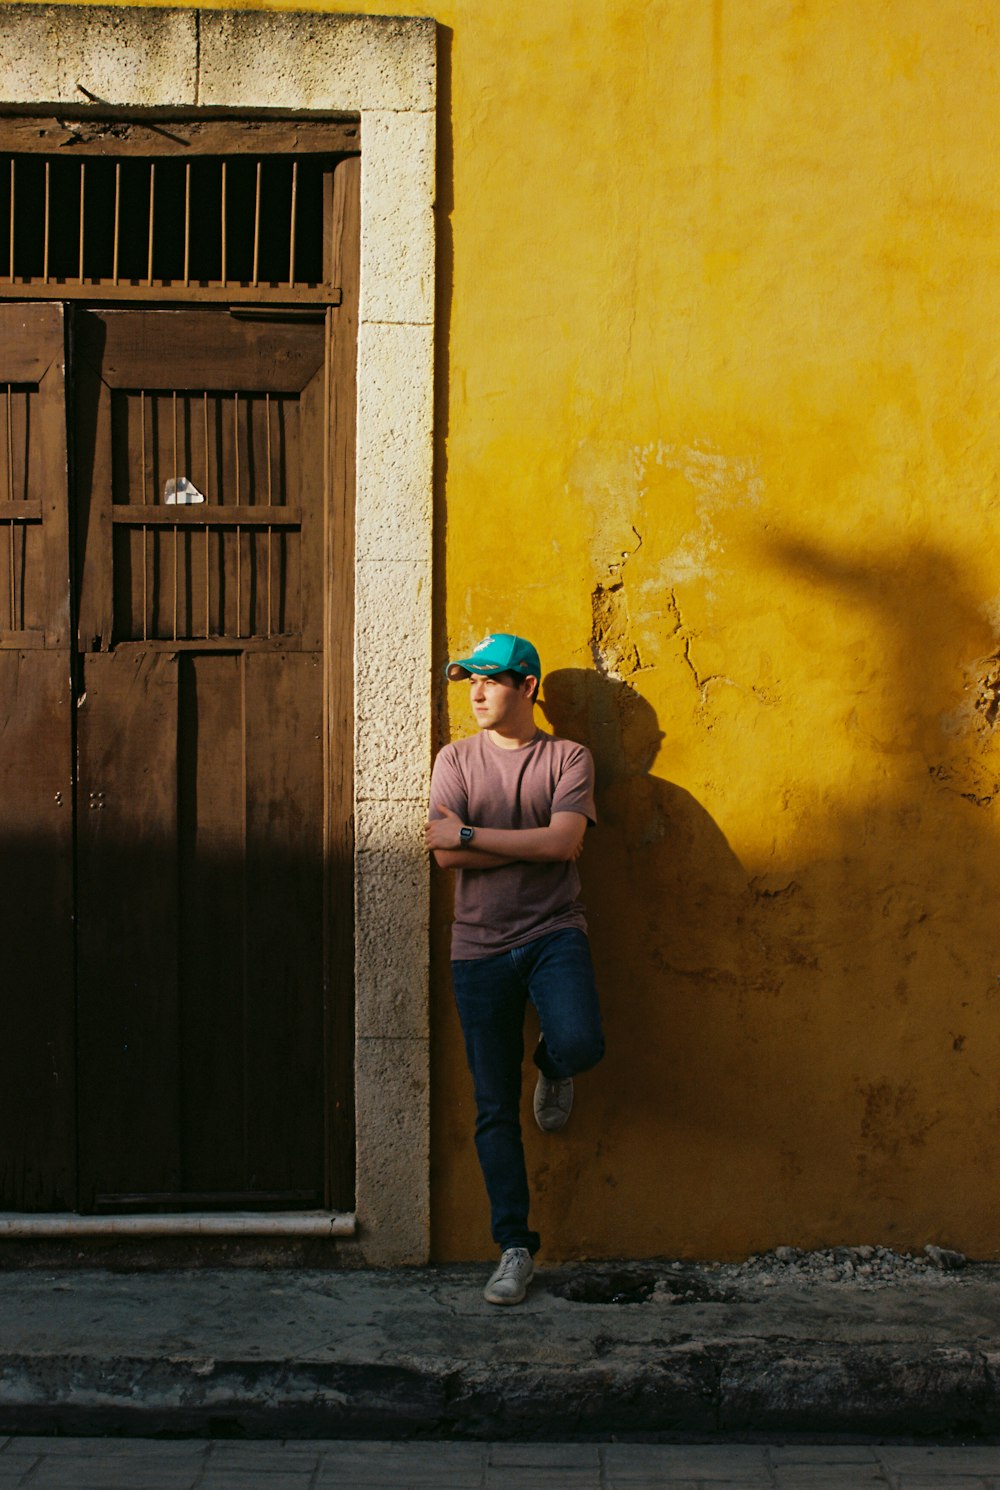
445;658;510;680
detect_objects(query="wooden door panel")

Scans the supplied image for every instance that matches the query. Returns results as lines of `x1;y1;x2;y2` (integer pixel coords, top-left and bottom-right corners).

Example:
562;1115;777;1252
177;652;248;1193
79;310;326;393
74;308;332;1208
0;304;74;1210
243;651;325;1196
0;650;74;1209
76;649;181;1208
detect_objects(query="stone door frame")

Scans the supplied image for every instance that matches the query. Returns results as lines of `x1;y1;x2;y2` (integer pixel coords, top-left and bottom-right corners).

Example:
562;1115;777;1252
1;3;435;1265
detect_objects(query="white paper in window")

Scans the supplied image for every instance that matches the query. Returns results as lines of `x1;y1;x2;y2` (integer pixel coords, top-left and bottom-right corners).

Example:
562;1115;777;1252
164;476;206;505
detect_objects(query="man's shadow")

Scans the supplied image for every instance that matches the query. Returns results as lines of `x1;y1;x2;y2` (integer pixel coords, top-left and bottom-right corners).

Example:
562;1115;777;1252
542;666;751;957
511;668;767;1252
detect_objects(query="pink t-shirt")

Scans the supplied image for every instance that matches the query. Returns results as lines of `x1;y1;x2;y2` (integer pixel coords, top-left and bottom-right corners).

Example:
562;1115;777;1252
430;729;596;959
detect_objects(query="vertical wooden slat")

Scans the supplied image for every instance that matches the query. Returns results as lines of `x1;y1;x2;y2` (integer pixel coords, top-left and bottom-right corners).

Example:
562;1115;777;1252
6;384;14;629
72;312;114;651
42;161;50;284
183;162;191;287
112;161;121;286
234;391;241;637
147;161;156;287
252;160;262;289
266;392;272;638
220;159;228;288
203;391;210;638
78;161;86;285
289;160;298;288
172;391;178;642
7;159;13;281
140;390;148;642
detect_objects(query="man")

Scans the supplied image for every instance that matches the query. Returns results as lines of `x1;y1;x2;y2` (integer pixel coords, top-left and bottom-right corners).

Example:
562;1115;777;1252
425;633;605;1305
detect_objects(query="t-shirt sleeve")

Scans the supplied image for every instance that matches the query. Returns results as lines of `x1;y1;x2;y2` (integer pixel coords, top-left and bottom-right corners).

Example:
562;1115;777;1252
429;744;469;821
551;744;597;825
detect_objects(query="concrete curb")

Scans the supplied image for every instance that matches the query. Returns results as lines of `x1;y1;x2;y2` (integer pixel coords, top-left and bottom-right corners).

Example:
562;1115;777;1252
0;1345;996;1440
0;1264;997;1440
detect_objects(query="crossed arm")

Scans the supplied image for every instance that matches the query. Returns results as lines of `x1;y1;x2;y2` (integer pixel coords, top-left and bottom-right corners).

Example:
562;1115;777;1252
425;804;587;871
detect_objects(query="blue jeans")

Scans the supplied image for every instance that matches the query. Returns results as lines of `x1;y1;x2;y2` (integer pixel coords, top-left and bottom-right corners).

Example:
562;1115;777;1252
451;927;605;1255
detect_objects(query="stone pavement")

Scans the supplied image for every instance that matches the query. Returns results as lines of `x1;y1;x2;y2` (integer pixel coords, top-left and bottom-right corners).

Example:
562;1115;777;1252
1;1260;1000;1439
1;1439;1000;1488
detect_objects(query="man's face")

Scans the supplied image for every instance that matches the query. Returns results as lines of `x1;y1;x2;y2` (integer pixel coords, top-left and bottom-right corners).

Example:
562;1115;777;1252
468;672;531;731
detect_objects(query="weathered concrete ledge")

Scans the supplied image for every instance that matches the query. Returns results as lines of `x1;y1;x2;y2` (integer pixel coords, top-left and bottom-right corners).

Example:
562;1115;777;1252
0;1262;998;1439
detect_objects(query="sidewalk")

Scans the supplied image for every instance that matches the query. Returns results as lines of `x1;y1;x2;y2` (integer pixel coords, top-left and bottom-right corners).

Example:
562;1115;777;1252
1;1438;1000;1488
0;1258;998;1440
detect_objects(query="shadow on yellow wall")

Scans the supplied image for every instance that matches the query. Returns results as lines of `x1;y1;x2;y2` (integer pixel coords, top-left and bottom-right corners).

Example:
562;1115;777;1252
432;538;1000;1261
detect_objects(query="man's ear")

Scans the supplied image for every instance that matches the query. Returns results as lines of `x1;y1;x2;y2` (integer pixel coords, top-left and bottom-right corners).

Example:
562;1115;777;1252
523;674;539;703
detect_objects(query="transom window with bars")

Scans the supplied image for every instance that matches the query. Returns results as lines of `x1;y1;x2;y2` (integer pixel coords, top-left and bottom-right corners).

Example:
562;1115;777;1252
0;112;358;304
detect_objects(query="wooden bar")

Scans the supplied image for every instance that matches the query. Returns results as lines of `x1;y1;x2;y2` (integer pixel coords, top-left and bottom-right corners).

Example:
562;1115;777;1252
220;159;227;288
111;635;302;654
266;393;272;638
172;391;179;641
184;161;191;287
289;159;298;288
234;391;241;636
252;160;262;288
78;161;86;284
42;161;50;283
111;506;301;527
0;500;42;523
7;159;12;280
113;160;121;286
5;385;13;629
0;116;360;156
0;629;45;649
140;390;148;641
0;281;341;305
203;391;210;637
147;161;156;286
3;388;11;502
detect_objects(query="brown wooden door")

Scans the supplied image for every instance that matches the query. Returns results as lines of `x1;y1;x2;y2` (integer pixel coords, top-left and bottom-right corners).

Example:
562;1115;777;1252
70;308;335;1213
0;304;75;1209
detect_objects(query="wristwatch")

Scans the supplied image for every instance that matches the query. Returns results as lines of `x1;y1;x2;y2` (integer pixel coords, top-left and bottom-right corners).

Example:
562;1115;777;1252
459;825;476;845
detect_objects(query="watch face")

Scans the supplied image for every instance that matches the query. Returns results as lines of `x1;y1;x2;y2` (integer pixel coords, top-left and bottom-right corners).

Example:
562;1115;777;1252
460;826;474;843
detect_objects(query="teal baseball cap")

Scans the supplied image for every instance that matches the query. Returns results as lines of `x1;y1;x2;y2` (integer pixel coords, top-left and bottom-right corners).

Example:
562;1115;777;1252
446;632;541;682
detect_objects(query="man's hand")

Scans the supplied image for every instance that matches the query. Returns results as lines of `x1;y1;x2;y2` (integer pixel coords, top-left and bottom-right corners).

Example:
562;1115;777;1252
424;803;465;851
425;805;587;869
426;805;516;870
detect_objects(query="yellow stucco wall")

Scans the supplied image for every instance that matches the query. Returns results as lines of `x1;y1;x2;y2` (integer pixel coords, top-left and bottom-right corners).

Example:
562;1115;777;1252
34;0;1000;1259
434;0;1000;1262
428;0;1000;1262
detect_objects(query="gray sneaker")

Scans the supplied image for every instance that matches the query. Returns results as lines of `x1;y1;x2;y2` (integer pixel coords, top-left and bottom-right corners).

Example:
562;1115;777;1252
533;1072;574;1131
484;1247;534;1305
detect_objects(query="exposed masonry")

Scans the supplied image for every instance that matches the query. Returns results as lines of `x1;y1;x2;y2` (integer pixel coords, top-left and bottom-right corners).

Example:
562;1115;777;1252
590;531;748;711
0;4;436;1266
590;527;644;681
973;655;1000;731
